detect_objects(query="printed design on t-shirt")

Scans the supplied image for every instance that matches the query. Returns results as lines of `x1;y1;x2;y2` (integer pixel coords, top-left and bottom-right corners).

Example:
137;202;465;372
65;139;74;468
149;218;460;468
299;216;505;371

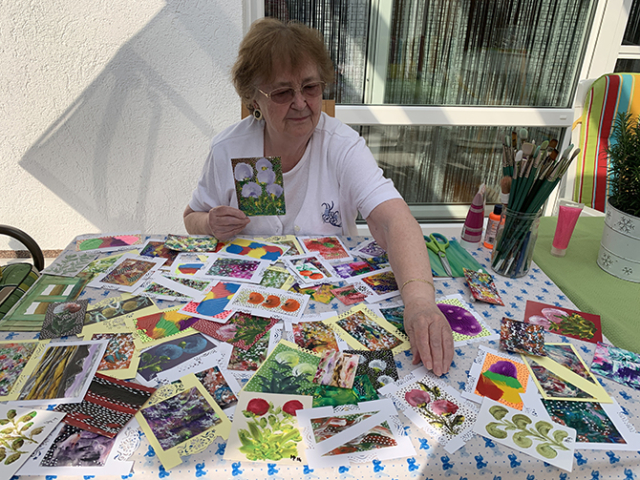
321;201;341;227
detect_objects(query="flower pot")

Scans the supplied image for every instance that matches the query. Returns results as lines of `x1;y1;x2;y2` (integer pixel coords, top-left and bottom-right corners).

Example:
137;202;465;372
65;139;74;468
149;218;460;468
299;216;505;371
597;199;640;283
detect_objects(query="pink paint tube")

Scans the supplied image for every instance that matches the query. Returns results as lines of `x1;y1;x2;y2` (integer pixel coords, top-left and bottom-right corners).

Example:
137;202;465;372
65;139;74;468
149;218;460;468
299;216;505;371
551;199;584;257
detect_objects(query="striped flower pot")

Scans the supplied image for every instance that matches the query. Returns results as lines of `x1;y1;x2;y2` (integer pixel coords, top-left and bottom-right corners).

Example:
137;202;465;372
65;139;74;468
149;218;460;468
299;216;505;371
597;199;640;283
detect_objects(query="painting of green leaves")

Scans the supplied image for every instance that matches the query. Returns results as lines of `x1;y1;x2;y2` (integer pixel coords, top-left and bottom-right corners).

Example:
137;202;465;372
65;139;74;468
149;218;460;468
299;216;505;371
232;157;285;216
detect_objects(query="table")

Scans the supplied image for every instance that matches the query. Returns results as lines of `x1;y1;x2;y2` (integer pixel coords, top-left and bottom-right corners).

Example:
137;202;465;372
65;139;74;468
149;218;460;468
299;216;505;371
6;233;640;480
533;216;640;355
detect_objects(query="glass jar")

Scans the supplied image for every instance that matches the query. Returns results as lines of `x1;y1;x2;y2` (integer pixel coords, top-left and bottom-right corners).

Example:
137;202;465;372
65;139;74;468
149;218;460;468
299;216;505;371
490;207;543;278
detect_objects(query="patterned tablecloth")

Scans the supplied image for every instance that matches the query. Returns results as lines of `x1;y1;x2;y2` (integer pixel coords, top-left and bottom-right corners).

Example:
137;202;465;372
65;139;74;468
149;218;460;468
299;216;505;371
5;235;640;480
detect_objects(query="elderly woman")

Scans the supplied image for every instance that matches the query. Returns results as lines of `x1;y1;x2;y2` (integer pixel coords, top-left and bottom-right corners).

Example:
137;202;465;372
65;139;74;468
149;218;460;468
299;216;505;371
184;18;453;376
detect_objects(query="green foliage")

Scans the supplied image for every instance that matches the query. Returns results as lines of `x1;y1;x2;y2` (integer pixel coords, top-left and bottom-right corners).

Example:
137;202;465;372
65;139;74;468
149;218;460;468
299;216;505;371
607;112;640;217
0;409;46;466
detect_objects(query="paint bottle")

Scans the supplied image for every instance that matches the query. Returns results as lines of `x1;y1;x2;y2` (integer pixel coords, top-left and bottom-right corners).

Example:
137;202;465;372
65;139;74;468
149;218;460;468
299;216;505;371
551;199;584;256
460;184;486;250
483;204;503;250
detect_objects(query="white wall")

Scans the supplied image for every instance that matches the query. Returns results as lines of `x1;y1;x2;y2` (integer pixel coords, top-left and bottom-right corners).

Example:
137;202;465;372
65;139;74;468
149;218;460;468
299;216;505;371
1;0;243;250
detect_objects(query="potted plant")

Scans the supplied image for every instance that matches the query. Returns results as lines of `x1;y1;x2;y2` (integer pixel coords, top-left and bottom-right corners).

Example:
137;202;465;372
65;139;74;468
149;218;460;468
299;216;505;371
597;112;640;282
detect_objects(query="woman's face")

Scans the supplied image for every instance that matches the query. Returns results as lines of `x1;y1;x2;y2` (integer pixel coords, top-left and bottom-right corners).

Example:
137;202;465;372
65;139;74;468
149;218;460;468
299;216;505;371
254;61;323;145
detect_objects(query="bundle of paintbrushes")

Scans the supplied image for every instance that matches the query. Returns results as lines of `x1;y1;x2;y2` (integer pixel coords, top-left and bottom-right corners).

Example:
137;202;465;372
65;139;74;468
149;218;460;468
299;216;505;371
492;129;580;278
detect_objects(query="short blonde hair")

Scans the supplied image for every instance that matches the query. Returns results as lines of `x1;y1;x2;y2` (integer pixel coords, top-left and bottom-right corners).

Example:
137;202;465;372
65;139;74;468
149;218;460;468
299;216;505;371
232;18;334;112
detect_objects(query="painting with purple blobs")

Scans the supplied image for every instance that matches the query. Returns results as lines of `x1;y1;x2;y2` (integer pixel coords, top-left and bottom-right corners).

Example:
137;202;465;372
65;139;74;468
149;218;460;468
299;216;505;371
40;424;116;467
591;342;640;391
436;295;493;344
332;259;378;279
499;317;546;356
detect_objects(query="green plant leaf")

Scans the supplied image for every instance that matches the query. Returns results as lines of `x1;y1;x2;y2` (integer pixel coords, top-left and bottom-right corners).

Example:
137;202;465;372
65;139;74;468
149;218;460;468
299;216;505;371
553;429;569;443
486;422;508;439
489;405;509;420
512;414;532;429
512;430;533;448
535;420;553;436
535;442;558;459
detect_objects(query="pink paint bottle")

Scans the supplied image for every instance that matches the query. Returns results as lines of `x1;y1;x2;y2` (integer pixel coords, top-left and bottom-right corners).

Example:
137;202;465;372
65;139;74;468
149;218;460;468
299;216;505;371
550;199;584;257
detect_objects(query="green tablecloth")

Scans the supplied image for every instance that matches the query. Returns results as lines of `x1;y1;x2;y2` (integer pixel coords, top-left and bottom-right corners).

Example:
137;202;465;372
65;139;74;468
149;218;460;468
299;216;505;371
533;215;640;353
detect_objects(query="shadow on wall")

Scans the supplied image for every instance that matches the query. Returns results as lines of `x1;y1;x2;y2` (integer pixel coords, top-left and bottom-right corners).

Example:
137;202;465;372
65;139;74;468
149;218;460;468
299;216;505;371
19;2;240;234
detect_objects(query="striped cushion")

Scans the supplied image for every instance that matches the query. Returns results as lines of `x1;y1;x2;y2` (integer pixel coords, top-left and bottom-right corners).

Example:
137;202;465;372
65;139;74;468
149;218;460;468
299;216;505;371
573;73;640;212
0;263;40;320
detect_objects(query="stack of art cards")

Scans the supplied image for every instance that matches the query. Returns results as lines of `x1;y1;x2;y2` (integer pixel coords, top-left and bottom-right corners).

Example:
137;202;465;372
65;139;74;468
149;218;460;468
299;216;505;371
88;254;166;293
0;405;66;478
136;374;231;470
463;268;504;305
591;342;640;391
74;232;144;253
379;366;478;453
82;318;141;380
10;340;108;406
220;236;289;261
227;284;309;322
436;294;498;345
133;308;200;345
191;311;279;350
499;317;546;356
55;373;155;438
164;234;218;252
344;349;399;389
170;252;211;276
0;340;45;401
193;364;240;416
350;268;400;302
138;238;179;267
524;300;603;344
40;300;89;339
179;281;241;322
464;346;537;411
84;293;157;325
197;253;270;283
283;253;340;286
224;391;311;465
296;398;415;469
324;304;410;355
473;397;576;471
231;156;286;216
300;236;352;262
522;343;612;403
313;350;360;389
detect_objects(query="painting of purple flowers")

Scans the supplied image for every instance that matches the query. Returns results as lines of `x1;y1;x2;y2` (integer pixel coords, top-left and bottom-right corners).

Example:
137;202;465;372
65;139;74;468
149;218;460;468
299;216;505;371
232;157;285;216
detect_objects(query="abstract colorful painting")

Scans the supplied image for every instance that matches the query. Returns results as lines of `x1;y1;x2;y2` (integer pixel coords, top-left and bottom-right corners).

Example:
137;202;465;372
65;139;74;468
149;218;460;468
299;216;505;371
194;365;239;410
76;250;135;281
313;350;360;388
463;268;504;305
312;375;379;407
377;305;405;335
134;309;199;344
300;236;352;262
90;332;139;379
139;239;179;267
40;300;88;339
436;295;496;345
88;254;166;293
199;254;269;283
135;273;211;302
220;237;288;261
179;281;240;322
170;252;210;275
591;342;640;391
296;283;335;304
37;423;118;467
332;259;378;280
0;340;42;399
499;317;546;356
355;268;399;302
232;156;286;216
330;284;368;306
192;311;279;350
259;266;295;289
84;294;156;325
524;300;603;344
227;284;309;321
527;362;596;401
227;333;269;372
254;235;305;256
292;319;340;354
164;234;218;252
75;233;144;252
41;250;98;277
344;349;399;389
283;254;339;286
350;239;387;259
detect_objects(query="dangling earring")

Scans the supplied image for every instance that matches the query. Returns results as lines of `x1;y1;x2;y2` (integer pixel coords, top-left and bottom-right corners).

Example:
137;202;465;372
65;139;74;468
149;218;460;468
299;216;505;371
253;108;263;121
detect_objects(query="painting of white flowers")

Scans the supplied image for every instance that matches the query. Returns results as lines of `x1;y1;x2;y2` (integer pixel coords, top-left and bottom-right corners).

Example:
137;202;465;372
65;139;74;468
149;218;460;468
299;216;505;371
232;157;285;216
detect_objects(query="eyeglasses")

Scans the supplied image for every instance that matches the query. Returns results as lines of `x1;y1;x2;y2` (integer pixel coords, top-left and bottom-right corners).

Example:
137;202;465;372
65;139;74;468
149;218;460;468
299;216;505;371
257;81;326;104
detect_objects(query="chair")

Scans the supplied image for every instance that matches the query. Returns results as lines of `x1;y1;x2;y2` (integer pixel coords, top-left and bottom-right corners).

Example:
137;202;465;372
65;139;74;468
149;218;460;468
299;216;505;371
241;99;335;119
572;73;640;212
0;225;44;320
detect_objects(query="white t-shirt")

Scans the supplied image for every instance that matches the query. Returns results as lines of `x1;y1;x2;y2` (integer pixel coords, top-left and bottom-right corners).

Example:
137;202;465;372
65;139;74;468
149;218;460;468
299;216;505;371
189;113;402;237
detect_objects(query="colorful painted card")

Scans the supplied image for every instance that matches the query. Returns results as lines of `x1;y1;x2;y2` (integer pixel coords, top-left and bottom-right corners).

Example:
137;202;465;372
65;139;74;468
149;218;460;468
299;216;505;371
40;300;88;339
227;284;310;321
220;236;289;261
463;346;536;411
138;238;178;267
350;268;400;302
0;274;85;332
227;332;270;373
41;250;99;277
524;300;603;344
296;283;335;304
344;349;399;389
332;258;379;280
524;361;598;402
82;317;141;379
164;234;218;252
324;304;410;355
379;366;478;453
463;268;505;305
283;253;340;286
197;253;270;283
231;156;286;216
136;374;231;470
12;340;108;406
500;317;546;356
178;281;240;322
133;308;200;346
436;294;498;345
350;238;387;259
87;254;167;293
473;398;576;471
591;342;640;391
74;232;144;253
134;273;213;302
152;342;234;386
330;284;369;305
299;236;352;262
522;343;612;403
312;375;379;407
313;350;360;388
224;391;311;465
243;340;321;396
292;318;342;354
191;311;279;350
169;252;211;276
296;398;414;469
254;235;305;256
193;365;240;414
84;293;157;325
259;265;295;290
0;406;66;478
0;340;44;400
374;303;406;335
55;372;155;438
76;249;138;281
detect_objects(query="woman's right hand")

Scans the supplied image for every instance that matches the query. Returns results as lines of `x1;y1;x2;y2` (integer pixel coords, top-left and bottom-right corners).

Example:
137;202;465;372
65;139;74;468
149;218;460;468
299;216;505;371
207;206;250;240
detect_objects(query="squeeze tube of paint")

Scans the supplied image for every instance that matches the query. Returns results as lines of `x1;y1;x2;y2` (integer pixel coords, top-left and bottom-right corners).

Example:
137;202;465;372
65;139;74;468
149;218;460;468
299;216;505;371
550;199;584;257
